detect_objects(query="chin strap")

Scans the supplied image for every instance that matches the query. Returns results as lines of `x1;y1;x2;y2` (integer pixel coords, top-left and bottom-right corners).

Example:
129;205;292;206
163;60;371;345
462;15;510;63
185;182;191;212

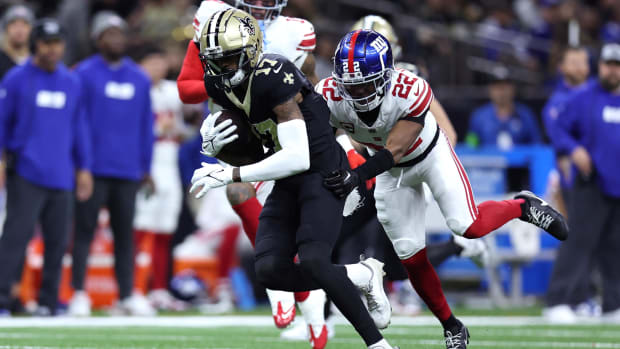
229;69;246;86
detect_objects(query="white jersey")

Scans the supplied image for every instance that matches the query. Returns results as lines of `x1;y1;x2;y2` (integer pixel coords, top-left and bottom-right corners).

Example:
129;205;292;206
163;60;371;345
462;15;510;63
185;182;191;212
150;80;185;139
316;68;438;165
134;79;184;233
192;0;316;69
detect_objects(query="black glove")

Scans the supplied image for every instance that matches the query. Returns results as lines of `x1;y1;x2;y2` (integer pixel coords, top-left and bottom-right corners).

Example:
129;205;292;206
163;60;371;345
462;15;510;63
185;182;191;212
323;169;361;199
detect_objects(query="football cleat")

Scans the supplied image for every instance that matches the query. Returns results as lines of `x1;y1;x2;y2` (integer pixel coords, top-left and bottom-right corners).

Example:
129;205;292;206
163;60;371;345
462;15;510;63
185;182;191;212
68;290;91;317
514;191;568;241
267;289;296;328
452;235;491;268
444;319;470;349
309;324;328;349
359;257;392;329
274;301;296;328
281;319;336;341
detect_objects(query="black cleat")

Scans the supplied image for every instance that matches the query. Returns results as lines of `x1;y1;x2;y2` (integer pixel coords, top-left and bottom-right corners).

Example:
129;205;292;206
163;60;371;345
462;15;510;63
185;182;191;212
514;190;568;241
444;320;469;349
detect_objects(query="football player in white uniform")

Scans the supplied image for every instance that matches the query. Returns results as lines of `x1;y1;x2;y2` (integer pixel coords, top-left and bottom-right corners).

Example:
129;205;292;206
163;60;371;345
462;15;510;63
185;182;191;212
317;30;569;349
176;1;328;347
350;15;491;277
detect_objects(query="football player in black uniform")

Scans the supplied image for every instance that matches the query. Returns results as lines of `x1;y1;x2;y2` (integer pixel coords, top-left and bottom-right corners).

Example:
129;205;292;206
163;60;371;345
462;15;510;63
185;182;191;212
189;9;398;349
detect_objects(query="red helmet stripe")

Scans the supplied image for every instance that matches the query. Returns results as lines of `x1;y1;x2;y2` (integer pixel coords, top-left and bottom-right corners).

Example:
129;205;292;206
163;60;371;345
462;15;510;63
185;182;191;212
348;30;362;73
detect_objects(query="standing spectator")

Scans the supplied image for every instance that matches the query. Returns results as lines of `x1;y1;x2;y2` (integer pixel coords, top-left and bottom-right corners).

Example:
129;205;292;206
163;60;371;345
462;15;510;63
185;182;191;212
467;67;542;148
0;5;34;77
68;11;155;317
0;4;35;315
544;43;620;323
0;19;93;316
133;46;184;310
542;46;592;208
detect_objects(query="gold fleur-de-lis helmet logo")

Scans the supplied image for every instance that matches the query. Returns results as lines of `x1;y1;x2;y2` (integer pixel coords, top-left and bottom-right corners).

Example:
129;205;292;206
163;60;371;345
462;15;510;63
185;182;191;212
237;16;256;36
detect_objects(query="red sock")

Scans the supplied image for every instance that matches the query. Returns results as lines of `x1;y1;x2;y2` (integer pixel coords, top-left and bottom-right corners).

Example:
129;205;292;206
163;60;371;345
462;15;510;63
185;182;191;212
402;248;452;322
216;225;241;279
464;199;524;239
295;291;310;302
232;197;262;247
151;234;173;290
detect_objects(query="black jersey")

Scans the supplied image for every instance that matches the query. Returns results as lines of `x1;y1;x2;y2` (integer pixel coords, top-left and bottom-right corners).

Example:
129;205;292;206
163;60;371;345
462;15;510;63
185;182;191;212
204;53;344;174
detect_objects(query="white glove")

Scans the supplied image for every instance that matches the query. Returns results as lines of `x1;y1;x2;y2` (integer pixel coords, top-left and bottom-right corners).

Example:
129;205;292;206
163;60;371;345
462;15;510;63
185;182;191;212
200;111;239;157
189;162;234;198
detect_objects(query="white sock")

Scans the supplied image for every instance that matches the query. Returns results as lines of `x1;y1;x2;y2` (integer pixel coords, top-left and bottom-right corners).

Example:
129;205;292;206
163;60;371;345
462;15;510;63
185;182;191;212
345;263;372;287
298;290;326;327
368;338;390;348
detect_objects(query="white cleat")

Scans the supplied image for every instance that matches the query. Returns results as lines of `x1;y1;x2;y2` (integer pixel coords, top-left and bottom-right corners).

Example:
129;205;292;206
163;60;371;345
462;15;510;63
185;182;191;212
266;289;296;328
281;319;309;341
543;304;577;324
453;235;491;268
281;318;336;341
68;290;91;317
121;293;157;316
359;257;392;329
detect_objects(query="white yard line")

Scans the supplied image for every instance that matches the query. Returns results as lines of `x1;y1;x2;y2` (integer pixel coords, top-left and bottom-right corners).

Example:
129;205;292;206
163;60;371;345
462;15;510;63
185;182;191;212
384;327;620;339
0;315;614;328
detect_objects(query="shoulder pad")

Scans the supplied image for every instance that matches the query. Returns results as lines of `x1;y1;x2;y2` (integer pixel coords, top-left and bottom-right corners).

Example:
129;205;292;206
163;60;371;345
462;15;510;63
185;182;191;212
281;16;316;52
391;69;433;119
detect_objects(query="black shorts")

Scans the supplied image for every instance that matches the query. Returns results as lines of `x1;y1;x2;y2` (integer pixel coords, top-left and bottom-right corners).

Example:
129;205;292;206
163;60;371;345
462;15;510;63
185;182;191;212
254;166;347;261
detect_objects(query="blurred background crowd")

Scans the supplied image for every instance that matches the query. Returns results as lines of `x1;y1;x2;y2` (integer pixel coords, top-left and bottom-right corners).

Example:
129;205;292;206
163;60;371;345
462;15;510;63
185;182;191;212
0;0;618;325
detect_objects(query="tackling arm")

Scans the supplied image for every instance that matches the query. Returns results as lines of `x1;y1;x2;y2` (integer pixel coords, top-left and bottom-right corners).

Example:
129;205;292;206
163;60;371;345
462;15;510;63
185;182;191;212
354;120;423;183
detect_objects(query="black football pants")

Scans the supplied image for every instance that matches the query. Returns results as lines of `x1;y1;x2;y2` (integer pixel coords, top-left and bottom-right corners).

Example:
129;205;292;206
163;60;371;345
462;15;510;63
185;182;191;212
546;177;620;312
254;171;382;346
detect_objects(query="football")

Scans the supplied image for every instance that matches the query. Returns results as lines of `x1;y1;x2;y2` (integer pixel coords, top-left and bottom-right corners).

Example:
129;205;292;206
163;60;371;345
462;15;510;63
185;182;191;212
215;109;265;167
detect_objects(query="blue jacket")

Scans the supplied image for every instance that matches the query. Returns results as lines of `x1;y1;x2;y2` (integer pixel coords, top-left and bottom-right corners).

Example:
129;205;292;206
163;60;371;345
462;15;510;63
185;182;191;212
0;59;91;189
555;81;620;198
542;78;593;188
76;55;154;181
468;102;542;147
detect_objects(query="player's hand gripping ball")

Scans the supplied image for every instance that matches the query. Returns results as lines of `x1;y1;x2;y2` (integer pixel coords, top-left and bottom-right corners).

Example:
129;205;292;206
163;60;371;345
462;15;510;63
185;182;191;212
200;111;239;157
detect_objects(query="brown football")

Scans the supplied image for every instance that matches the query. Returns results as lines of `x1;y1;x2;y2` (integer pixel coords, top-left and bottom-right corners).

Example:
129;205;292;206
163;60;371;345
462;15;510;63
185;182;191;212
215;109;265;167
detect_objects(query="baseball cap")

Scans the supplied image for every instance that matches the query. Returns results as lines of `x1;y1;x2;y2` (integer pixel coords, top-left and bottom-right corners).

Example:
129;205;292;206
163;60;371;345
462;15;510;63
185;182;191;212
3;5;34;27
601;43;620;63
488;64;512;84
31;18;64;42
91;11;127;40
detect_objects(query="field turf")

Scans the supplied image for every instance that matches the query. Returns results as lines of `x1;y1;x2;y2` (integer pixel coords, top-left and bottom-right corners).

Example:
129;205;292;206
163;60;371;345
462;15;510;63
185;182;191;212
1;315;619;349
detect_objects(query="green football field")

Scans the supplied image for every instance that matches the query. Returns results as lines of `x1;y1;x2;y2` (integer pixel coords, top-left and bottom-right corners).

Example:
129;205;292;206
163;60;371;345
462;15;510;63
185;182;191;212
1;315;620;349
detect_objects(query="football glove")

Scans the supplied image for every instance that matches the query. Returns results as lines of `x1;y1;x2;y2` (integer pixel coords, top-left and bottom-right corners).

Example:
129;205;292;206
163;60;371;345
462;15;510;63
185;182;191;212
323;169;361;199
200;111;239;157
190;162;234;198
346;149;376;190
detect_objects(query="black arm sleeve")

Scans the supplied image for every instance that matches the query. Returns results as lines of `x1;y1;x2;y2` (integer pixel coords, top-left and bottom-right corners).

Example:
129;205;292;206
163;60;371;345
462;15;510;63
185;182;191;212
353;148;395;182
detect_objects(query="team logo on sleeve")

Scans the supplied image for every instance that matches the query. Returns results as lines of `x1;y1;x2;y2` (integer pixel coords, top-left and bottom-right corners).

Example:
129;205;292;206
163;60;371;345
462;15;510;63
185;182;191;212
237;16;256;36
283;72;294;85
